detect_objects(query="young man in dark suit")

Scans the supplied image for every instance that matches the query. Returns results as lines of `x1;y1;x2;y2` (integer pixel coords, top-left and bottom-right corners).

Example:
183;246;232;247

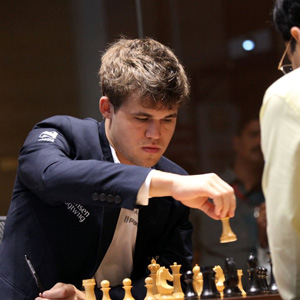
0;38;235;300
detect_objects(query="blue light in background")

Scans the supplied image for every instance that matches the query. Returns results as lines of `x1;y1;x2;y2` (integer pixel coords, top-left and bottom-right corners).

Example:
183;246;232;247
242;39;255;51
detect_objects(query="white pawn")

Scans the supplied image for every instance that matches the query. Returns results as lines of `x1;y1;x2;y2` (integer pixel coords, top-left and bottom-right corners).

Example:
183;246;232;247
101;280;112;300
144;277;156;300
123;278;135;300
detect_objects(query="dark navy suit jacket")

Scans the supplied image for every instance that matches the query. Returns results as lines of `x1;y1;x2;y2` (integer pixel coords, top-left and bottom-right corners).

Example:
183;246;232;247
0;116;193;300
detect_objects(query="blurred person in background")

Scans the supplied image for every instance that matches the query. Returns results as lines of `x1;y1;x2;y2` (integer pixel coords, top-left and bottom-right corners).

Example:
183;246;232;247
191;112;268;289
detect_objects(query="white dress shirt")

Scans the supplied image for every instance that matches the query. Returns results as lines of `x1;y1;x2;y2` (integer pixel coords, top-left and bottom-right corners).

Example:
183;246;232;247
94;145;153;287
260;67;300;300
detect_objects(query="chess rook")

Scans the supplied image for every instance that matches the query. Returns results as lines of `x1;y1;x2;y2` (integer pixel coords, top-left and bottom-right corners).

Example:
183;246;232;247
82;278;97;300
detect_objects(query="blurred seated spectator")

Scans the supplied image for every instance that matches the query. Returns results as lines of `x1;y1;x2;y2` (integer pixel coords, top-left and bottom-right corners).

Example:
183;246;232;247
191;113;268;288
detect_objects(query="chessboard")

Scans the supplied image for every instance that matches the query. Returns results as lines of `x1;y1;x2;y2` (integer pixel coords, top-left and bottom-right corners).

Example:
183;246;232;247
82;258;282;300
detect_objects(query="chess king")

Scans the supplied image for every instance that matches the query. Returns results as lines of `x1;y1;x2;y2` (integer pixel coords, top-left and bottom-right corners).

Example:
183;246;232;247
0;37;235;300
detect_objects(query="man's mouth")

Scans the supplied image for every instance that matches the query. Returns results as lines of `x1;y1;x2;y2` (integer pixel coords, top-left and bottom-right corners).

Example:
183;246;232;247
141;146;161;153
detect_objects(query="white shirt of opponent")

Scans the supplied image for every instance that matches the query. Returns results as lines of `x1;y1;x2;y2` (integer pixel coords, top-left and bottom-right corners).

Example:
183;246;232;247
261;67;300;300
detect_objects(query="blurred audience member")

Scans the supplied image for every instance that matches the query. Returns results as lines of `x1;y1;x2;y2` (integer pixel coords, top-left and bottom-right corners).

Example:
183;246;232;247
191;113;268;288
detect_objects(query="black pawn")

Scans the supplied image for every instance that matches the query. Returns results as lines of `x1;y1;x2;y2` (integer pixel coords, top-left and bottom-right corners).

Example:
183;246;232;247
246;253;262;296
267;251;278;294
183;270;198;300
223;257;242;297
200;266;220;299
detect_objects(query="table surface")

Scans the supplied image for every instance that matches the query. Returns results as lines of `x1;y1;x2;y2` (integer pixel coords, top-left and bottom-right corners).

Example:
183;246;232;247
218;293;281;300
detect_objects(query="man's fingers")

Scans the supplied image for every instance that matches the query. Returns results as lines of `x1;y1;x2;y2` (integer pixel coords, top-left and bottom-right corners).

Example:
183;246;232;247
206;178;236;219
37;283;78;299
200;201;220;220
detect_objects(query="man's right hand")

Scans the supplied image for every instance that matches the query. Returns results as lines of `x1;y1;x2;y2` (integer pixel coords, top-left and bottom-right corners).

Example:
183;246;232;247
150;171;236;220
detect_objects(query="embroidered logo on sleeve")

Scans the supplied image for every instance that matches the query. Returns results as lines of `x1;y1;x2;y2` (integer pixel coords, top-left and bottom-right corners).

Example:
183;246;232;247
38;131;58;142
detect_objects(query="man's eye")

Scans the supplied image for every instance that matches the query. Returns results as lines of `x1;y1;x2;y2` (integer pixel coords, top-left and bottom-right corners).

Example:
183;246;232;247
163;118;173;123
135;117;148;122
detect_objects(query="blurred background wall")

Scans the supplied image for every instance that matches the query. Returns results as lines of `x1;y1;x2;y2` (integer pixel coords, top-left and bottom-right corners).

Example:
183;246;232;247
0;0;281;215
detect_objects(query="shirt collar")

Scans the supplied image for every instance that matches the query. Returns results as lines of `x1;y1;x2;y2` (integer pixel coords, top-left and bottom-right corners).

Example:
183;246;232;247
109;145;120;164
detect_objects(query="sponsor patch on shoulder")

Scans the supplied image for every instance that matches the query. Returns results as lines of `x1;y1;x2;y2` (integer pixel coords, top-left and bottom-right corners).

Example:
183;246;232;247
38;131;58;142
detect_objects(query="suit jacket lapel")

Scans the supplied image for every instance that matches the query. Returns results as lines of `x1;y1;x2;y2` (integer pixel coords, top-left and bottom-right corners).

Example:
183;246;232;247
96;121;121;266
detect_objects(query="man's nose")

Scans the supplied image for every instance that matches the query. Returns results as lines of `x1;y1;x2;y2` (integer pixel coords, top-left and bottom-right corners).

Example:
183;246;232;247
145;121;161;139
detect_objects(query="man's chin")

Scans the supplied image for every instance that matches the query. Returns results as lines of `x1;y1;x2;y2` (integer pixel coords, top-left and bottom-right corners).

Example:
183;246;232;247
139;157;161;168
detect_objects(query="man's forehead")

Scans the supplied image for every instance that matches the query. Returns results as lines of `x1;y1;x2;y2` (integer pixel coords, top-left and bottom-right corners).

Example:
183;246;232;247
134;110;178;118
124;93;179;111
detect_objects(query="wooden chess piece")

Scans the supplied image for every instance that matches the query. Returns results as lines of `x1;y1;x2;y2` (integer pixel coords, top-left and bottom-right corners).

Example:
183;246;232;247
192;264;202;296
123;278;135;300
200;266;220;299
144;277;156;300
156;266;174;300
101;280;112;300
220;217;237;243
170;262;184;300
184;270;199;300
196;271;203;297
213;265;225;296
246;253;262;296
82;278;97;300
237;270;246;296
258;267;269;294
148;258;161;296
222;258;242;298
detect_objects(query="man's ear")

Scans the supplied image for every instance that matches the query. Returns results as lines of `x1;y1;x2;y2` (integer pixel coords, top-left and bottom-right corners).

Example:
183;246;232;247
291;27;300;42
99;96;114;119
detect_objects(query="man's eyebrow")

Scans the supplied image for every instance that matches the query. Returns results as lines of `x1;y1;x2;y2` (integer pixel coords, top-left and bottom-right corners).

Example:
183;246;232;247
133;112;178;118
164;113;178;118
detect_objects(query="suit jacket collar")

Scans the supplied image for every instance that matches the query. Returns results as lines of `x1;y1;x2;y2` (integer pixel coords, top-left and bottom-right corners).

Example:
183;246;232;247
98;120;115;163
